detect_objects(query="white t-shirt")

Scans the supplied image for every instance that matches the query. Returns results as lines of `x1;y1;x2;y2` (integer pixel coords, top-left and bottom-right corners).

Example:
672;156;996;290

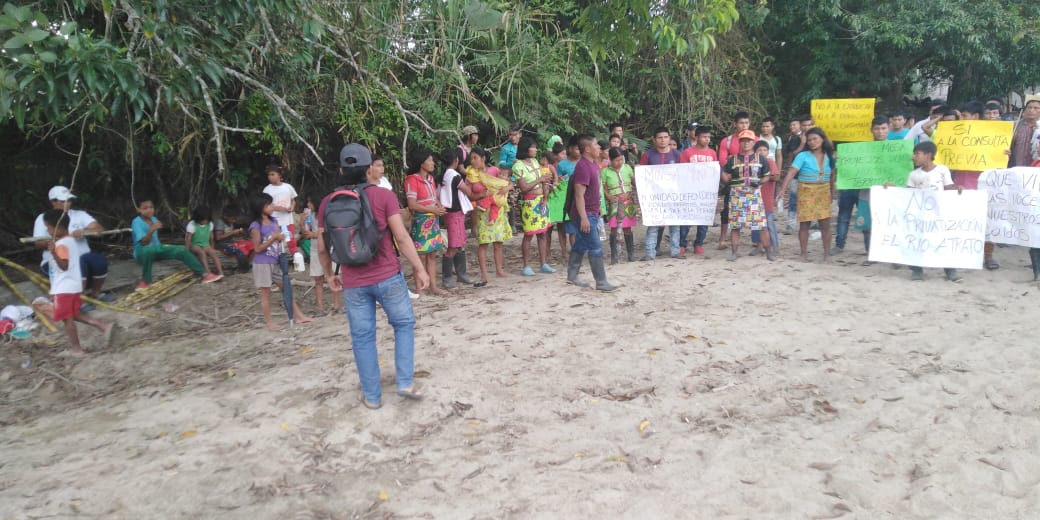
262;183;298;232
49;237;82;295
907;165;953;191
32;209;97;267
377;177;393;191
904;119;935;143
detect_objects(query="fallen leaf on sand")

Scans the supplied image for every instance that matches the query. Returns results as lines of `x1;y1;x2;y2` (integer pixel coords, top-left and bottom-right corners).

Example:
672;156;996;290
684;335;698;341
573;452;587;458
813;400;839;414
377;489;388;501
280;422;290;432
177;430;197;440
301;347;315;355
414;370;431;378
226;368;235;378
638;419;651;434
808;461;839;471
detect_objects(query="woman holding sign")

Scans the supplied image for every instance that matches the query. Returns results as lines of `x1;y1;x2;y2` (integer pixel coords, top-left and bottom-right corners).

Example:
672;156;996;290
779;128;837;262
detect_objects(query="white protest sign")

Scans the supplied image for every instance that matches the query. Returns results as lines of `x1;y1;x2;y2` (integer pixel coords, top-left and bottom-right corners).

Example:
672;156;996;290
978;167;1040;247
869;186;987;269
634;162;720;226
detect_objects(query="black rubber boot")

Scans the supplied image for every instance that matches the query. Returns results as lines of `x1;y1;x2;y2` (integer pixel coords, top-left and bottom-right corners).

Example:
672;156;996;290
609;235;619;265
455;250;474;285
624;234;635;262
1031;248;1040;281
588;256;620;292
441;255;456;289
566;251;590;288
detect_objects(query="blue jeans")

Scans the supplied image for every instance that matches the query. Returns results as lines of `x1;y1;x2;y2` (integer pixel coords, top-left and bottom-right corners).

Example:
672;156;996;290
679;225;690;248
645;225;679;258
566;213;604;257
692;225;707;247
753;212;780;248
835;189;860;249
786;179;799;229
343;272;416;405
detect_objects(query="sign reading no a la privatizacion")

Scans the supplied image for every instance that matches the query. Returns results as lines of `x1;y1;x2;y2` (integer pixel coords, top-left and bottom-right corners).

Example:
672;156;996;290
932;120;1013;171
635;162;720;226
811;98;875;142
868;186;987;269
979;167;1040;247
835;140;914;190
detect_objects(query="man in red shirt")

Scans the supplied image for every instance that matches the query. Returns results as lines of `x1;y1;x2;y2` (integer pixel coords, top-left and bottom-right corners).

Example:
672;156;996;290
317;143;430;410
679;126;717;254
566;134;619;291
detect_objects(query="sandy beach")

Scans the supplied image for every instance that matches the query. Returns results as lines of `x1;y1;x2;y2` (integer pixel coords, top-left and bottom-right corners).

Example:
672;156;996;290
2;227;1039;519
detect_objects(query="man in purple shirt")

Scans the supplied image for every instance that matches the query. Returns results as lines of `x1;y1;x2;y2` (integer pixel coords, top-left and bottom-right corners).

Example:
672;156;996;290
565;134;619;291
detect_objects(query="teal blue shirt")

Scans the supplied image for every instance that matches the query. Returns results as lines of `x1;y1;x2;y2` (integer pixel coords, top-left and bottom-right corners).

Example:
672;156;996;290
132;216;161;259
498;142;517;169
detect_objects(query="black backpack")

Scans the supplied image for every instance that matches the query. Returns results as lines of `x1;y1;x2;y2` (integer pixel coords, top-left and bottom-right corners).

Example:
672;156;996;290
322;183;384;266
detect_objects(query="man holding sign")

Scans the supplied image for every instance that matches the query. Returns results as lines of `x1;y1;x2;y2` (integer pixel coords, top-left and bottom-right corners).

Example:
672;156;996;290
834;118;913;259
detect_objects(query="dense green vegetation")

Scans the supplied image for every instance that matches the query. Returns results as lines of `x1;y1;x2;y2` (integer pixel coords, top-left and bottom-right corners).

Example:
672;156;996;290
2;0;1038;250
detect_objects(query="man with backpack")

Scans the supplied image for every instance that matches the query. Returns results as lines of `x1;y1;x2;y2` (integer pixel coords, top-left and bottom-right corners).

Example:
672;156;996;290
317;143;430;410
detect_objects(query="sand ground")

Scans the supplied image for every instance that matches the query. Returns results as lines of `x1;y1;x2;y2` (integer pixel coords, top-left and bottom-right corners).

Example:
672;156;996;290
2;226;1039;519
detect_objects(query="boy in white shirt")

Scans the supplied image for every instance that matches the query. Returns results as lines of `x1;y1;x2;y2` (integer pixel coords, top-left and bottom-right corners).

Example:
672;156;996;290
32;186;115;306
905;141;962;282
43;209;113;355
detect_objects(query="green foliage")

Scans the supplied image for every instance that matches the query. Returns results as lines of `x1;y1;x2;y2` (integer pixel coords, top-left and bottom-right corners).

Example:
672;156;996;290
575;0;739;60
756;0;1040;113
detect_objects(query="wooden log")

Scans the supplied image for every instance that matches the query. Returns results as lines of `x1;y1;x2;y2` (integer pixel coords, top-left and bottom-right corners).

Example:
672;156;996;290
18;228;133;244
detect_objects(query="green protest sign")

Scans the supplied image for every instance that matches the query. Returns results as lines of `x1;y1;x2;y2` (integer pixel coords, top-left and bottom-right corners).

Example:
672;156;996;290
836;140;914;190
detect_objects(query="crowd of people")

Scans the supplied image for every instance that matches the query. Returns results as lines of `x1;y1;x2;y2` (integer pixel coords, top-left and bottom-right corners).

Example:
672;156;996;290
22;95;1040;404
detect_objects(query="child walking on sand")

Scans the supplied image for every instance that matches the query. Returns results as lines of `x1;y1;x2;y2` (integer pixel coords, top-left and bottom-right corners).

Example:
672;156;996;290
249;193;314;331
42;209;113;355
300;191;339;314
186;206;225;279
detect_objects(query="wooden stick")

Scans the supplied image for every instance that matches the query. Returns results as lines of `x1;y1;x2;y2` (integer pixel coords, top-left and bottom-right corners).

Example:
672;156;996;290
0;257;147;316
0;268;58;333
19;228;133;244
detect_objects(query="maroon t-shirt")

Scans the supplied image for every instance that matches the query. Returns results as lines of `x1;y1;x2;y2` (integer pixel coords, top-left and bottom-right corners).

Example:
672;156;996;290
569;157;602;220
317;185;401;289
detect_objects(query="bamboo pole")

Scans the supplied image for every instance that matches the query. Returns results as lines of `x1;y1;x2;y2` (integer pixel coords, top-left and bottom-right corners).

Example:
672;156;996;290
0;267;58;333
18;228;133;244
0;256;148;316
123;270;193;306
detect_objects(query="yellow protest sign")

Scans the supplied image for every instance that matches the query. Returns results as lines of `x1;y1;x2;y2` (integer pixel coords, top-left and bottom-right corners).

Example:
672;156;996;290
810;98;875;142
932;121;1013;171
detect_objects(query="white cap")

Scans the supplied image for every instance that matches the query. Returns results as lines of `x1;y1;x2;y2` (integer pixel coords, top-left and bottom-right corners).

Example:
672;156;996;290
48;186;76;201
